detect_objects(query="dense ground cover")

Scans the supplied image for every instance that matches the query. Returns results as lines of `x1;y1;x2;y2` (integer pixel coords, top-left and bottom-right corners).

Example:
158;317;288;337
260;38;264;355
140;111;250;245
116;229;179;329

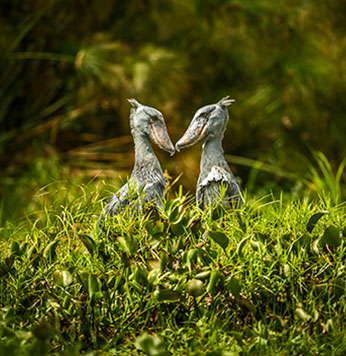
1;167;346;355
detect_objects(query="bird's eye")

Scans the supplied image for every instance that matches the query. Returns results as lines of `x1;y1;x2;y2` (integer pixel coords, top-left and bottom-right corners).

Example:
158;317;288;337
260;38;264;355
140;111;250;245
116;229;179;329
150;115;161;123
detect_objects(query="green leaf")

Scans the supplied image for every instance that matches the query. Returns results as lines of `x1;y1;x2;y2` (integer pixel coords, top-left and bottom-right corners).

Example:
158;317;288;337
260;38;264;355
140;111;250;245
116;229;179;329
296;307;311;322
170;221;185;236
296;233;311;249
160;252;169;273
319;226;341;248
236;236;250;257
62;270;73;286
208;231;229;250
283;264;291;278
147;259;161;271
206;270;220;294
206;351;223;356
118;236;138;256
43;240;59;261
307;211;328;232
53;270;73;286
168;206;180;224
326;319;336;332
134;332;171;356
312;239;320;254
88;274;102;300
77;271;89;292
118;236;131;255
186;248;198;272
186;279;204;297
134;267;149;287
10;241;20;256
196;271;211;281
32;319;54;341
147;269;160;285
26;244;37;259
186;249;197;263
155;288;180;302
79;234;96;255
212;205;226;220
227;277;241;300
239;299;256;314
128;281;142;294
63;295;71;309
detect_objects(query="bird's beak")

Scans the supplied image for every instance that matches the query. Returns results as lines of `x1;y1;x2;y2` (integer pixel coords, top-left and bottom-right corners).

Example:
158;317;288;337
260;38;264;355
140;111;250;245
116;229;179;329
150;120;175;156
175;116;208;152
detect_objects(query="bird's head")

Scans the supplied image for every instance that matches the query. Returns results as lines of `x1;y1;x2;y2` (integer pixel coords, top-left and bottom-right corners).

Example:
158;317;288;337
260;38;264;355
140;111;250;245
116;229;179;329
175;96;235;152
128;98;175;155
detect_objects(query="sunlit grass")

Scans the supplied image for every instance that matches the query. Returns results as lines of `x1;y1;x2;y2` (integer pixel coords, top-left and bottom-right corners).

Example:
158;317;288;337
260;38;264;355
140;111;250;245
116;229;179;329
1;158;346;355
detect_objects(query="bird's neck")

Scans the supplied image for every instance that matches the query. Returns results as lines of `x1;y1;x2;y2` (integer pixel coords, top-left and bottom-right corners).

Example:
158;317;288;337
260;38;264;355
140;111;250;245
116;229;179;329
200;138;228;178
132;130;162;174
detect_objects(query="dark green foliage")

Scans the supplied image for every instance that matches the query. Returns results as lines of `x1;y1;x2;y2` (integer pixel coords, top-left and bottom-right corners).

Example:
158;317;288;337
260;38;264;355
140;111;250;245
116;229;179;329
134;332;171;356
1;0;346;215
1;170;346;354
319;226;341;248
208;231;229;250
307;211;328;233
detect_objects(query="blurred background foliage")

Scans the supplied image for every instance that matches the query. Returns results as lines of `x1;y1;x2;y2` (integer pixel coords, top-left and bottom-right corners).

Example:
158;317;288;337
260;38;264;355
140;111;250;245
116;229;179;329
1;0;345;223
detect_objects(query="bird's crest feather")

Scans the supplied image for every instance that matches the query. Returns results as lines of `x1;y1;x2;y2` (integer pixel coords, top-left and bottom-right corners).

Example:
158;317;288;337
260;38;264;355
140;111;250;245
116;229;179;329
217;96;235;108
127;98;141;108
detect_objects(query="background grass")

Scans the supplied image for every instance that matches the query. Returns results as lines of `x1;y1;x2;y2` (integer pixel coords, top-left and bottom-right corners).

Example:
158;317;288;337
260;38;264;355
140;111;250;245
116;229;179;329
1;0;346;204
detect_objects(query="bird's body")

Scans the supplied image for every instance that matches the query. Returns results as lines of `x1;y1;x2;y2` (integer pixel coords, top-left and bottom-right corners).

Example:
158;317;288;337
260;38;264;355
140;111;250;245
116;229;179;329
176;96;242;208
197;138;242;208
105;132;166;215
100;99;174;219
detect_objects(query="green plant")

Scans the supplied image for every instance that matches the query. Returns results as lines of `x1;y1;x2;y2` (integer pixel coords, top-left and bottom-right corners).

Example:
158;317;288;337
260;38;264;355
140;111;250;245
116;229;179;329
304;151;346;205
1;164;346;355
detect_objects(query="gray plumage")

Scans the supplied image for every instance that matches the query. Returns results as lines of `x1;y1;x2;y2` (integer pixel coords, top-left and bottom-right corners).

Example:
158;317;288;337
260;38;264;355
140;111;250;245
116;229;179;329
100;99;174;220
176;96;243;208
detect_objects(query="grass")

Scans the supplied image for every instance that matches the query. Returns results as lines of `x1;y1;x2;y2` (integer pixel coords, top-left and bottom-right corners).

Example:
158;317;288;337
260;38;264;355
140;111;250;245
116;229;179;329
1;157;346;355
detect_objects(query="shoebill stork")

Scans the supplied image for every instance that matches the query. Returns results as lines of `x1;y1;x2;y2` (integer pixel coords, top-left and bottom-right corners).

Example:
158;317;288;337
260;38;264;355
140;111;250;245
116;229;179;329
176;96;243;208
100;99;175;219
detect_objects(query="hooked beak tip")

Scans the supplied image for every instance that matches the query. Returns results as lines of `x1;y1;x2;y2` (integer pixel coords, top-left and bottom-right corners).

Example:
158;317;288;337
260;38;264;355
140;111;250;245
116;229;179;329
167;142;175;156
150;122;175;156
162;144;175;156
165;143;175;156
